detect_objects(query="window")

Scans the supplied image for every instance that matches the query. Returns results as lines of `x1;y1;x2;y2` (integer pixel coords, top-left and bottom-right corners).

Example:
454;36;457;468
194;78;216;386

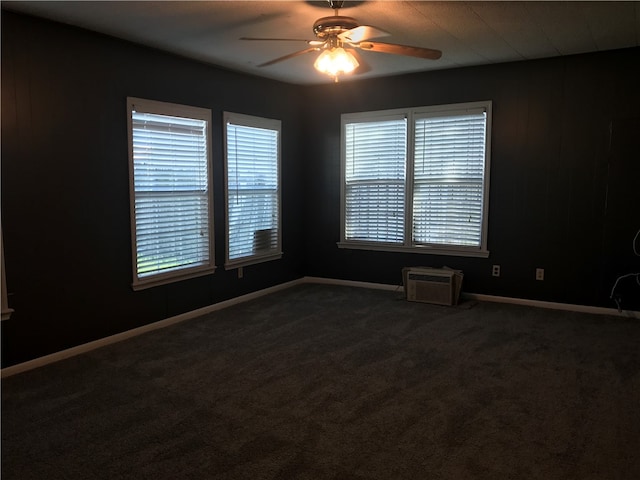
340;101;492;257
224;112;282;268
127;97;214;290
344;115;407;244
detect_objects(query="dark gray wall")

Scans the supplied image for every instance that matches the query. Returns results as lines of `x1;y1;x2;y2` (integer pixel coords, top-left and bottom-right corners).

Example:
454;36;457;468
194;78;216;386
301;48;640;310
1;12;306;367
2;11;639;367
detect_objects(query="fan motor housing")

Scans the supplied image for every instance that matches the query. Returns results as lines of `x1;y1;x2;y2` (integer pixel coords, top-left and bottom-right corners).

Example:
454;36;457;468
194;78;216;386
313;16;359;38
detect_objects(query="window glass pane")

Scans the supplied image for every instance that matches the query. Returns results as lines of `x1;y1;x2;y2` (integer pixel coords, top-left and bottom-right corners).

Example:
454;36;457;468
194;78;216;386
413;112;487;246
226;121;280;262
131;109;211;279
344;119;407;243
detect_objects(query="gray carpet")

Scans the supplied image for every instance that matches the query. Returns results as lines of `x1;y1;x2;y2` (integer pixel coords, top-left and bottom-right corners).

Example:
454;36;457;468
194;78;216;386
2;283;639;479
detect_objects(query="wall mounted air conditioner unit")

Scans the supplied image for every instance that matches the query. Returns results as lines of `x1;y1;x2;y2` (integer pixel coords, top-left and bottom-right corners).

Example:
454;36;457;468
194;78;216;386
403;267;462;306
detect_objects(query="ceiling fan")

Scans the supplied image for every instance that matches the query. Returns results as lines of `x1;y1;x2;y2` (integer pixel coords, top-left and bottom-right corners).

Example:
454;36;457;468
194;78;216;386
240;0;442;82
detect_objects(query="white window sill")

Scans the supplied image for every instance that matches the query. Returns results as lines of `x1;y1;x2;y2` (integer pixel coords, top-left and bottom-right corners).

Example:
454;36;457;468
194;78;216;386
337;242;490;258
132;266;217;291
225;252;283;270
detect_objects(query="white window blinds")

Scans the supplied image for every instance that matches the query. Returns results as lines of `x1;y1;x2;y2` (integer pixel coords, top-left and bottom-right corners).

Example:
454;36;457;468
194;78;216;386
128;98;213;288
413;110;487;247
344;118;407;243
225;114;281;266
341;101;491;257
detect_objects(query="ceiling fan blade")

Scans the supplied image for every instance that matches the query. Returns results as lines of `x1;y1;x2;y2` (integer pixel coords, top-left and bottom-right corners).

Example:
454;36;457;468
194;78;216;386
258;47;319;67
240;37;313;42
339;25;390;43
357;41;442;60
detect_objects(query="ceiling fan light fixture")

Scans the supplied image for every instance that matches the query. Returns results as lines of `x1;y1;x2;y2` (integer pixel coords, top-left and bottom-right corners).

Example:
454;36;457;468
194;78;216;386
314;46;359;81
242;2;442;81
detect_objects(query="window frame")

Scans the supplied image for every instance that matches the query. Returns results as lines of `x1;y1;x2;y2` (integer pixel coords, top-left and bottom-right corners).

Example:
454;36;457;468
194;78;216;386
339;101;492;258
127;97;215;290
223;112;282;269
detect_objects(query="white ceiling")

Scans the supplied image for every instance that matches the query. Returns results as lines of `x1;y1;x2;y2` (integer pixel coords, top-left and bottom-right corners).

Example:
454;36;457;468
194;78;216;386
3;1;639;85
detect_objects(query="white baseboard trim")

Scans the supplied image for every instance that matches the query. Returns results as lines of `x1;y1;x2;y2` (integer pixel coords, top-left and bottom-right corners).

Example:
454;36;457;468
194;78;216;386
3;276;637;378
461;292;640;319
1;278;305;378
300;276;639;319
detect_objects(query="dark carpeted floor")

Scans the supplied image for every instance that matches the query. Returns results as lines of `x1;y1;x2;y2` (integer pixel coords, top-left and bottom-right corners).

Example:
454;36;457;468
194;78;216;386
2;283;639;479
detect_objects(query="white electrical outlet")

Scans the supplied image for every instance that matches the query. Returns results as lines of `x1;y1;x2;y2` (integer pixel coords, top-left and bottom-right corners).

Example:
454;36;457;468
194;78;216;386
536;268;544;281
492;265;500;277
